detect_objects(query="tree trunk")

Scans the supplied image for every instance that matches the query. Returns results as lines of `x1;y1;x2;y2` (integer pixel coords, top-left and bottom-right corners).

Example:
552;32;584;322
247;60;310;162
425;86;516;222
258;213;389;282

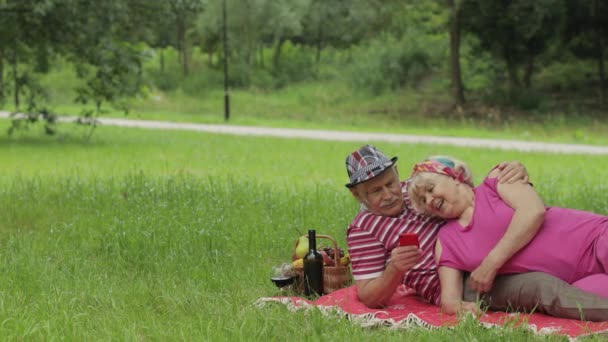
448;0;465;106
523;52;535;88
240;0;250;66
593;0;606;104
245;42;252;67
159;48;165;74
35;43;49;73
504;47;520;91
0;47;4;103
273;37;285;70
597;36;605;105
315;26;323;64
11;47;19;110
259;45;264;68
506;62;519;90
176;15;188;77
183;42;189;76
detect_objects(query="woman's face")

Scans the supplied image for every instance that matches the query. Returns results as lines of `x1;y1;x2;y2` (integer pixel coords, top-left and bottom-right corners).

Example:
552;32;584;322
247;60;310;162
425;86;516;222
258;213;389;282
416;174;468;219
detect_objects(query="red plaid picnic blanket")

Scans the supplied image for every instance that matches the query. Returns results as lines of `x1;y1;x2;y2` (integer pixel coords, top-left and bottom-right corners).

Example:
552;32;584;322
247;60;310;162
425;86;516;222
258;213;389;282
256;285;608;340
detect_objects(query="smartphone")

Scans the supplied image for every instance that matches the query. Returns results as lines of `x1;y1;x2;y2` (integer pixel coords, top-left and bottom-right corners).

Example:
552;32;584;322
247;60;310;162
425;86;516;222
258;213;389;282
399;233;419;248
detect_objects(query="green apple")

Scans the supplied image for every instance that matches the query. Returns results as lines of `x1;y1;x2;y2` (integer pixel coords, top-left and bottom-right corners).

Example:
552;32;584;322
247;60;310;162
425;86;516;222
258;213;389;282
295;236;309;258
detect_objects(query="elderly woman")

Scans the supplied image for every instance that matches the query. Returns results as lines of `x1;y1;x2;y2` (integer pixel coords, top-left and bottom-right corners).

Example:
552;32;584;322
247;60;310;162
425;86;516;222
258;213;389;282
408;157;608;315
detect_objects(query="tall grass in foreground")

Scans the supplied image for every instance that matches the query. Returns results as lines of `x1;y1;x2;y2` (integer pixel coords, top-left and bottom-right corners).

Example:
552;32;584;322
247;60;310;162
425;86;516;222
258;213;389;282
3;174;603;341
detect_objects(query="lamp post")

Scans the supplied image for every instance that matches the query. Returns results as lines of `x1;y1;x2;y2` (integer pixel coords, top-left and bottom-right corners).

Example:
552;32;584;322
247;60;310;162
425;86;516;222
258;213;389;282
222;0;230;121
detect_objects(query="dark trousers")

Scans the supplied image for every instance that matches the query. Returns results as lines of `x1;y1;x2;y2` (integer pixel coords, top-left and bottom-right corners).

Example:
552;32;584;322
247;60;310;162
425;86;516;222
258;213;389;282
463;272;608;322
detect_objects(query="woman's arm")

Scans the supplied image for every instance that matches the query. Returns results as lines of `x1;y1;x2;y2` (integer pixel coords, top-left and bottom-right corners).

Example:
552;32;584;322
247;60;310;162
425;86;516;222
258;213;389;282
469;168;546;293
438;266;467;314
435;241;477;314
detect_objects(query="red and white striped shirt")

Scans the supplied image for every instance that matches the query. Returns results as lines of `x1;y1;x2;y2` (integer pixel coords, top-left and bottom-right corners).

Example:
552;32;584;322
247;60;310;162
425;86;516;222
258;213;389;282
346;180;445;305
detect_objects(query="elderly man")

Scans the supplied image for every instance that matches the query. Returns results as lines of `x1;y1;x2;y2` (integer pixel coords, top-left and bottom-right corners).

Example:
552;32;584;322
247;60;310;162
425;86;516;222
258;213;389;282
345;144;608;321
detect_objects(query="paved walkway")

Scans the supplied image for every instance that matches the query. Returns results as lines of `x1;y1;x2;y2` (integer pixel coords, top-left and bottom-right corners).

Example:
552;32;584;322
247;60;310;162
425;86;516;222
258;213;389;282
1;111;607;155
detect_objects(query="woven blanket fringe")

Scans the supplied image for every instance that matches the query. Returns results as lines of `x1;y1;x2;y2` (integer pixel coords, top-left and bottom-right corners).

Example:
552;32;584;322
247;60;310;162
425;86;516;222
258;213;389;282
254;297;436;330
254;297;601;341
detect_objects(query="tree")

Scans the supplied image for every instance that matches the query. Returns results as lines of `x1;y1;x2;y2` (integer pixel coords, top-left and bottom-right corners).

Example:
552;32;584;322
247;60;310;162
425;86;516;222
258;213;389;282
169;0;205;77
258;0;308;70
0;1;35;110
302;0;365;64
1;0;151;136
447;0;465;105
198;0;308;85
114;1;174;73
564;0;608;104
462;0;565;91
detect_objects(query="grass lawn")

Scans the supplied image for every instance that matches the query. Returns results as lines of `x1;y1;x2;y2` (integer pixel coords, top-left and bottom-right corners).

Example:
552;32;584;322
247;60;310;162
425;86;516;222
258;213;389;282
1;119;607;340
9;72;607;146
126;84;608;148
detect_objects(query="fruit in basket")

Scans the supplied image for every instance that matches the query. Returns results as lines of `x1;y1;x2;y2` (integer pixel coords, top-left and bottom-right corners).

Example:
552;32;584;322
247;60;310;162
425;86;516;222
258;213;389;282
339;254;350;266
320;246;345;261
295;236;309;259
319;250;334;266
292;258;304;269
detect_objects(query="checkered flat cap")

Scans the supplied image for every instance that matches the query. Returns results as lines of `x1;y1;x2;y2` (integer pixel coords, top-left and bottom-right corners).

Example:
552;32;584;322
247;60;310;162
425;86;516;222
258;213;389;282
345;145;398;188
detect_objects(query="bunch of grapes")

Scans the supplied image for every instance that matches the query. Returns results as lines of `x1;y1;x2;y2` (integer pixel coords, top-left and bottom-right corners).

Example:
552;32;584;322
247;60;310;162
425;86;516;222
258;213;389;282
321;246;345;260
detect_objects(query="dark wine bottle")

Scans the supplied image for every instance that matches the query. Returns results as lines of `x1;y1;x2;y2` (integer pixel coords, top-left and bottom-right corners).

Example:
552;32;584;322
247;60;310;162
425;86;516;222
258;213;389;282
303;229;324;297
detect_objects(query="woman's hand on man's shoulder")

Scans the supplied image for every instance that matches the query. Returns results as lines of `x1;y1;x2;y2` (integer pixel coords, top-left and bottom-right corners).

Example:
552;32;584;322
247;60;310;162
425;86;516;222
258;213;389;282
493;161;529;184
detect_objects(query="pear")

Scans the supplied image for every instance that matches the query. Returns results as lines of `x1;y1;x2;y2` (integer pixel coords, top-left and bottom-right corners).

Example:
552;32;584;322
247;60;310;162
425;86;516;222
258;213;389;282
294;236;309;258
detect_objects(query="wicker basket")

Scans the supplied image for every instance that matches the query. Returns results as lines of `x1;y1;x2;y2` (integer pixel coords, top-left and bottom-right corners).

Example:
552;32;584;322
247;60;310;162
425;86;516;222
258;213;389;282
294;234;352;295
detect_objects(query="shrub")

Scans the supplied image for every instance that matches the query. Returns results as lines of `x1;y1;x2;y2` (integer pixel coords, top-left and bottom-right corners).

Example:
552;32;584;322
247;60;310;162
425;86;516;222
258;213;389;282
181;68;224;95
460;36;495;92
271;42;315;89
348;32;445;95
481;86;544;111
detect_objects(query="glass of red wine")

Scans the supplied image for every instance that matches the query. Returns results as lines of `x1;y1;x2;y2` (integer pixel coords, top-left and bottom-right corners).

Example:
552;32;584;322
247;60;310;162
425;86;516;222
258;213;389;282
270;263;296;292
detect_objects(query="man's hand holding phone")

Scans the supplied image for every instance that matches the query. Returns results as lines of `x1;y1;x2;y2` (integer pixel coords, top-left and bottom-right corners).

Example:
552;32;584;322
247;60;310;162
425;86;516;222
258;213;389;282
399;233;419;248
389;233;421;274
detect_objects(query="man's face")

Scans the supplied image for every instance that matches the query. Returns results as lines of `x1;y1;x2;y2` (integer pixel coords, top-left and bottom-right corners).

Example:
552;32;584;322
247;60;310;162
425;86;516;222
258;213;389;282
350;167;404;217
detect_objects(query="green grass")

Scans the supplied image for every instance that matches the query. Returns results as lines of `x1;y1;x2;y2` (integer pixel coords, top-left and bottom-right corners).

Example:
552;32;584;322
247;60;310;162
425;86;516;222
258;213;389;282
5;56;608;146
40;80;608;147
1;118;608;340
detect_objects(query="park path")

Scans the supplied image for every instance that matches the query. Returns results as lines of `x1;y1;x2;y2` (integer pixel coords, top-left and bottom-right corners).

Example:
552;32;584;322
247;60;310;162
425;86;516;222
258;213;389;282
1;111;607;155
